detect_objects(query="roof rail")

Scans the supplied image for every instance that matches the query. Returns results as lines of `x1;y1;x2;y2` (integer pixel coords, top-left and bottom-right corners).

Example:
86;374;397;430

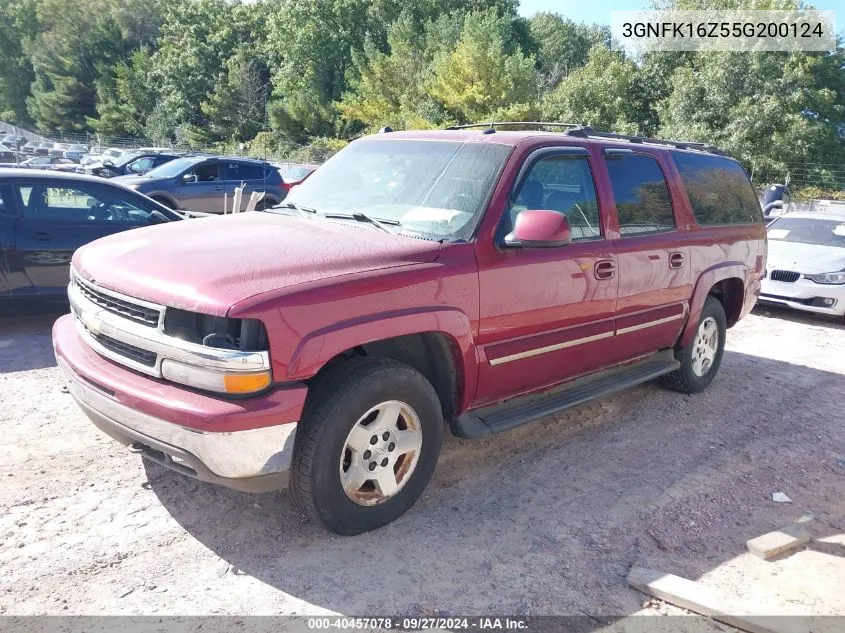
445;121;583;131
564;126;725;155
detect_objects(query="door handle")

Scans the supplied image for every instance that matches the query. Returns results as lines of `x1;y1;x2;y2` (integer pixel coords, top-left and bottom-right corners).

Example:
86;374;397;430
212;186;223;191
29;232;52;242
669;252;686;269
594;260;616;280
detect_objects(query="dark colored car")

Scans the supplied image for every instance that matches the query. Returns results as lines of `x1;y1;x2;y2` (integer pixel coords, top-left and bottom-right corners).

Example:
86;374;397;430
54;126;766;534
85;151;181;179
0;169;181;304
114;155;286;213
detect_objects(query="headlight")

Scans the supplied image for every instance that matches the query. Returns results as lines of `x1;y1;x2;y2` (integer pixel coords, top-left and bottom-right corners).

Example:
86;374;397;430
804;271;845;285
161;360;271;394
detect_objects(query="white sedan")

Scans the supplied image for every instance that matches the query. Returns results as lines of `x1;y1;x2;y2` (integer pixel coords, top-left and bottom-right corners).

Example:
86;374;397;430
759;211;845;320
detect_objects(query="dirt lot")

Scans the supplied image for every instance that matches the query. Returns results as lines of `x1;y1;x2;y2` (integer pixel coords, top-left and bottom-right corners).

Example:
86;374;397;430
1;305;843;621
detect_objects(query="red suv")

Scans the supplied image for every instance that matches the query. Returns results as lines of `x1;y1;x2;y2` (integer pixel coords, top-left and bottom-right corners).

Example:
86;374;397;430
52;125;766;534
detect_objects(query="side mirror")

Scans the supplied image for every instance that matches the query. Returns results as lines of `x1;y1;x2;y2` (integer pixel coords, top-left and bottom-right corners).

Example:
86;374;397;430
504;209;572;248
181;173;198;184
102;160;114;168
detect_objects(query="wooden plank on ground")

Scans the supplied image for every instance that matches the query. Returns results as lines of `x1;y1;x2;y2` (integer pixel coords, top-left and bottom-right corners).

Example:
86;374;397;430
747;525;811;560
628;567;805;633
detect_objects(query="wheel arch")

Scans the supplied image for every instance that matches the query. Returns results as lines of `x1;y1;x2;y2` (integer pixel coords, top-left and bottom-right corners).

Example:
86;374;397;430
679;264;748;348
288;309;477;419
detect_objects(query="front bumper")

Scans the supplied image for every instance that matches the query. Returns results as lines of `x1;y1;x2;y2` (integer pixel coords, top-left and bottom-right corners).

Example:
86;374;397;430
759;277;845;317
53;314;305;493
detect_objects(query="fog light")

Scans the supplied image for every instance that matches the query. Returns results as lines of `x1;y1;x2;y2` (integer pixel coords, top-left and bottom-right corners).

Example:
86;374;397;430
161;359;271;394
824;298;835;306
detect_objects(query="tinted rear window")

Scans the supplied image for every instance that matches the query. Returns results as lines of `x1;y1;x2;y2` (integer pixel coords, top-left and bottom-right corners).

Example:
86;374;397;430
606;153;676;236
674;153;762;226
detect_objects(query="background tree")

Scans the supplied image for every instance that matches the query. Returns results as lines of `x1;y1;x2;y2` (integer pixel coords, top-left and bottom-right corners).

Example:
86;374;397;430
0;0;38;124
428;8;536;123
541;45;643;134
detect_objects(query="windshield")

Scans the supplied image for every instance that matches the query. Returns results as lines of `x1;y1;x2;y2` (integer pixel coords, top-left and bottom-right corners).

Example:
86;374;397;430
767;217;845;248
143;157;198;179
284;138;511;240
112;152;141;167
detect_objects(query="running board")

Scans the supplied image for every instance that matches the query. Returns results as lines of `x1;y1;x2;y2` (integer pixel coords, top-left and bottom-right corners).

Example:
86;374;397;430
452;350;680;438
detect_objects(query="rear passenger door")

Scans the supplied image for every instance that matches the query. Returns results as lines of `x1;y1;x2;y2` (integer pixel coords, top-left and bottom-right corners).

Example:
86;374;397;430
603;150;690;360
223;161;267;211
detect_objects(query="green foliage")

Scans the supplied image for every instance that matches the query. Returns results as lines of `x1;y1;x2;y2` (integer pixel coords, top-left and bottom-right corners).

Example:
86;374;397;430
792;187;845;202
1;0;841;186
288;137;350;164
27;0;126;131
657;49;845;171
0;0;38;125
428;8;536;123
541;46;642;134
528;13;610;89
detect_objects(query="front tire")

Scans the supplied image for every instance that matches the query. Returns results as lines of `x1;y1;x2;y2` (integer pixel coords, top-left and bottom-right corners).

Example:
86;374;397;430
290;358;444;535
662;295;727;394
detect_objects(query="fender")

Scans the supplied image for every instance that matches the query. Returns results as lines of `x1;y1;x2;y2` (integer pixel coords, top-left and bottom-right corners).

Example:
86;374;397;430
679;262;748;348
287;307;478;411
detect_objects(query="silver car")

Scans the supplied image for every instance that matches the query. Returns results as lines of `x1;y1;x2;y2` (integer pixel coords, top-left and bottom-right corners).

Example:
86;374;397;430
760;210;845;320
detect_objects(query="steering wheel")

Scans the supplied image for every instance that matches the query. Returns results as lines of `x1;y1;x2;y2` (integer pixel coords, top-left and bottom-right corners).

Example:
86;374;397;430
88;202;110;221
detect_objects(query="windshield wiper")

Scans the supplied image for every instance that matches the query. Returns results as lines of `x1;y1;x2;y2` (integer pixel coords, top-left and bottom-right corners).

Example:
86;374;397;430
325;211;400;234
271;201;318;216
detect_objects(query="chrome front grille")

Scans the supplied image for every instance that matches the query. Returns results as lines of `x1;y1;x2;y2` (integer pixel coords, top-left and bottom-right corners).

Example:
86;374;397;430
68;269;270;380
770;270;800;283
75;275;161;327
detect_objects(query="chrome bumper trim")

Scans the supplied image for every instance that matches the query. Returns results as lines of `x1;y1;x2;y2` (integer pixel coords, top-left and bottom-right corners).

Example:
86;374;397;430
68;279;269;378
60;360;296;480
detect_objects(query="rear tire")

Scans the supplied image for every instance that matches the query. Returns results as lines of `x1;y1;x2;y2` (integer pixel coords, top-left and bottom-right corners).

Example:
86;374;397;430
290;357;443;535
662;295;727;394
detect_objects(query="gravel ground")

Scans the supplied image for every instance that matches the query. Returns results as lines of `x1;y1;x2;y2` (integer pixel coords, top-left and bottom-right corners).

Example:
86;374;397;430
1;304;843;620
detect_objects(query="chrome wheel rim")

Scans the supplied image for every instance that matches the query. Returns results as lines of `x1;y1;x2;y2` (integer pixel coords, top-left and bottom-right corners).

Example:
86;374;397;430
339;400;423;506
691;316;719;377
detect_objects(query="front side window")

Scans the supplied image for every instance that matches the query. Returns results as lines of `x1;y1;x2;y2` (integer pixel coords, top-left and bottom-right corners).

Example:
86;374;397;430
188;162;219;182
17;184;153;223
283;139;511;241
506;153;601;241
674;153;762;226
606;154;675;236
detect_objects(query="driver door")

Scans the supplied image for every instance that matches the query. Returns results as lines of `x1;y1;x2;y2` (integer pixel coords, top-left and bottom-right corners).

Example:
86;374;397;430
475;147;618;405
12;179;153;295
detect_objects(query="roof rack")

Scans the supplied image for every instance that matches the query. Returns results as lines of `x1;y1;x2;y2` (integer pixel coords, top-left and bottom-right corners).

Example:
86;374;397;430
445;121;583;131
564;126;725;155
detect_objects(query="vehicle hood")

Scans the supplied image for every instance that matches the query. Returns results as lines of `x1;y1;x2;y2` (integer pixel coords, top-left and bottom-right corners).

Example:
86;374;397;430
112;174;158;187
766;240;845;274
73;212;442;315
